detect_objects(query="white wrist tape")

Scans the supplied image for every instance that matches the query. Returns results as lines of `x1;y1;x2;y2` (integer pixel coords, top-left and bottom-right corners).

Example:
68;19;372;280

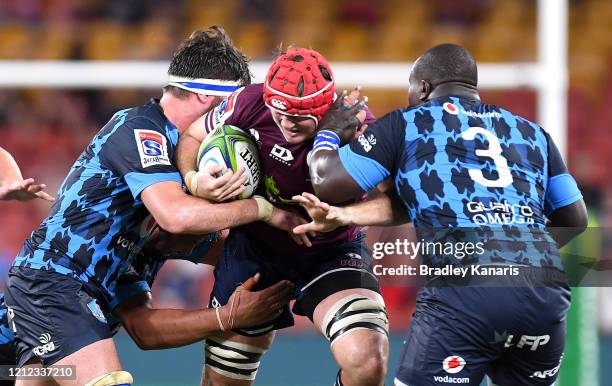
185;170;199;195
253;195;273;221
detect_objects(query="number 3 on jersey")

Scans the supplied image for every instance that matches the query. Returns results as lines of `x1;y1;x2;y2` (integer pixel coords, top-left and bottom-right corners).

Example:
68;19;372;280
461;127;513;188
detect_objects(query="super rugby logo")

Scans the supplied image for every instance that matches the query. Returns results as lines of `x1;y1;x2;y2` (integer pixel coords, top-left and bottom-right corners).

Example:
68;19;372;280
33;333;56;356
443;356;466;374
134;129;171;168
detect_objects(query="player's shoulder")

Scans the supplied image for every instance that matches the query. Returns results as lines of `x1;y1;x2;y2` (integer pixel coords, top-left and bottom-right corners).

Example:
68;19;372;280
230;83;264;110
101;99;170;146
212;83;267;128
496;105;551;142
122;98;167;130
374;107;406;126
400;98;444;125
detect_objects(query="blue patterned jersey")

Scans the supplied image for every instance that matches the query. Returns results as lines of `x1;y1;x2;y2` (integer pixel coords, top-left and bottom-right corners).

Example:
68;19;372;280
13;99;183;301
339;96;582;269
106;232;219;334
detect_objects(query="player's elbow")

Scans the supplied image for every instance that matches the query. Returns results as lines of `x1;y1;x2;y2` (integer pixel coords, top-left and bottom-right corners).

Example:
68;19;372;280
154;208;188;234
132;333;161;350
575;207;588;232
130;330;157;350
162;205;222;235
565;199;589;234
309;157;335;201
122;317;159;350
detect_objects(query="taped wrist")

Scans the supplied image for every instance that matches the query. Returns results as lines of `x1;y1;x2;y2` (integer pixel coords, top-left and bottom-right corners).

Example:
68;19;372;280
308;130;341;166
185;170;198;195
253;195;273;221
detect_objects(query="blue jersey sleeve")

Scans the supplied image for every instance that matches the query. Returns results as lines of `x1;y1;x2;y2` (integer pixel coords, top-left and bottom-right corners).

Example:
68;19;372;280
99;114;182;199
543;131;582;215
110;266;152;310
338;109;406;192
163;232;220;264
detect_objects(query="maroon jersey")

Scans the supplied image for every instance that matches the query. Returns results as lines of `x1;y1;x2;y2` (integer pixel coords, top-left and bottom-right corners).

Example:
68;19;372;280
202;83;372;252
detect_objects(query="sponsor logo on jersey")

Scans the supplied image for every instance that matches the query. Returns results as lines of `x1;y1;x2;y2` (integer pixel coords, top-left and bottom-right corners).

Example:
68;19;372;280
218;98;228;113
442;356;466;374
466;200;534;225
433;375;470;384
134;129;171;168
87;299;108;324
530;355;563;379
270;144;294;165
116;216;157;258
33;333;56;356
433;375;470;383
271;98;287;110
443;102;460;115
357;134;377;152
443;102;502;119
505;334;550;350
213;89;241;127
116;234;143;256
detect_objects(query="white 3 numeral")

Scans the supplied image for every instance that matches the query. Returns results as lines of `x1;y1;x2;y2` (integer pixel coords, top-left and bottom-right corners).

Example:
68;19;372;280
461;127;513;188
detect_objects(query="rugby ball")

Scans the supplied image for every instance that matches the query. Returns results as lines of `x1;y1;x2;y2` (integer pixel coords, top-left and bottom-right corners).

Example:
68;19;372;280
196;125;261;199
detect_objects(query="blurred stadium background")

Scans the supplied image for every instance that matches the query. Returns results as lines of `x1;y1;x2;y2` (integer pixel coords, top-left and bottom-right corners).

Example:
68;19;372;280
0;0;610;385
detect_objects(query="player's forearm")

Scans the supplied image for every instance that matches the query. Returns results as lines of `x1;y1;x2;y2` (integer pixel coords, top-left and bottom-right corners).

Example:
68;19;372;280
167;195;260;234
143;181;264;234
125;308;220;350
0;147;23;186
344;192;409;226
176;133;201;177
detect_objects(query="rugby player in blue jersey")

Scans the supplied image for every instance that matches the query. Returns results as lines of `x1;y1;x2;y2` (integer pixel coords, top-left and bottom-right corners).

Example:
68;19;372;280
302;44;588;386
0;230;291;386
4;26;302;386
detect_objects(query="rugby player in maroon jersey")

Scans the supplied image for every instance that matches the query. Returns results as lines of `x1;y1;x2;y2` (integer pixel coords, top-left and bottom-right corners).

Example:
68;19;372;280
176;48;388;386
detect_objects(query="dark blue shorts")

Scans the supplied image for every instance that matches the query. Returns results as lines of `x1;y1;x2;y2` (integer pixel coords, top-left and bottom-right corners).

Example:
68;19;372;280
210;229;380;337
395;267;570;386
4;267;113;367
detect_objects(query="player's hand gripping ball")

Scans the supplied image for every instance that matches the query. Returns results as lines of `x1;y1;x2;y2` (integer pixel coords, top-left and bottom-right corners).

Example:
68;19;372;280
197;125;261;199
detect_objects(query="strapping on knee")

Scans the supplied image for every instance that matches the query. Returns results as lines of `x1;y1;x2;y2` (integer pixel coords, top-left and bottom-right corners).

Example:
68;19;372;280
204;336;268;381
84;370;133;386
321;294;389;344
334;369;345;386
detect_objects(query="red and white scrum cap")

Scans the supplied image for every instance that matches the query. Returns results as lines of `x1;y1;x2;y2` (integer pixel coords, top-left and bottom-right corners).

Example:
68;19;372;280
263;48;336;124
